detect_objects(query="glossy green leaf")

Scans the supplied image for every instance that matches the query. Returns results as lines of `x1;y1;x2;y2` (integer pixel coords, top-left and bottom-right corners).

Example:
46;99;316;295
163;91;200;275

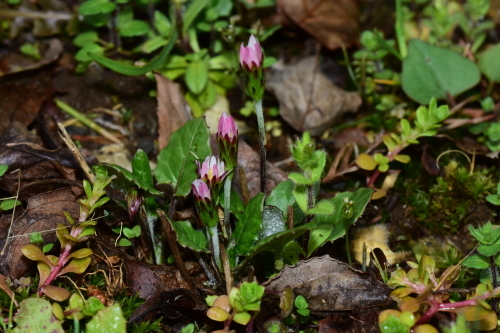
73;31;99;47
170;220;209;253
12;298;64;333
89;29;178;76
96;163;162;196
307;224;334;256
86;304;127;333
402;39;480;104
155;118;211;196
230;193;265;256
266;179;295;218
478;43;500;82
78;0;115;16
132;149;154;188
185;59;208;94
182;0;209;35
58;257;91;276
119;20;150;37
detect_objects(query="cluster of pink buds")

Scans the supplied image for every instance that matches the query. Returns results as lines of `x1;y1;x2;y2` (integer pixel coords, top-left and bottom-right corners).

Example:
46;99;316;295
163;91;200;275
239;34;265;102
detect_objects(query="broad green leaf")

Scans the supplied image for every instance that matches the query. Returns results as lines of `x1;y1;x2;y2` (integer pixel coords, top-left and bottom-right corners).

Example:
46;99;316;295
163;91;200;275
12;298;64;333
141;36;168;54
132;149;154;188
402;39;480;104
89;29;178;76
462;254;489;269
0;199;20;211
185;59;208;94
312;188;373;243
170;220;209;253
478;43;500;82
78;0;115;16
123;225;141;238
197;79;217;109
119;20;150;37
86;304;127;333
154;10;171;37
58;257;91;276
155;118;211;196
73;31;99;47
75;43;104;62
259;206;286;240
230;193;265;257
307;224;334;256
68;248;93;259
182;0;209;35
266;179;295;218
230;188;244;219
96;163;162;196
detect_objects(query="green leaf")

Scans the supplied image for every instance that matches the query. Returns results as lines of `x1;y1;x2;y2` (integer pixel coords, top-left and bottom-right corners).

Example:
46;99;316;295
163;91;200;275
307;200;335;215
12;298;64;333
68;248;93;259
141;36;168;54
154;10;171;37
89;29;178;76
155;118;211;196
312;188;373;243
356;153;377;171
230;193;265;256
0;164;7;177
266;179;295;218
185;59;208;94
96;163;162;196
394;154;411;164
42;243;54;253
123;225;141;239
478;43;500;82
79;0;116;15
58;257;92;276
307;224;333;256
29;232;44;245
292;184;308;213
78;226;95;239
170;220;209;252
21;244;51;264
75;43;104;62
119;20;150;37
118;238;132;246
288;172;314;185
85;304;127;333
462;254;489;269
73;31;99;47
182;0;209;35
259;206;286;240
295;295;309;310
402;39;480;104
132;149;154;188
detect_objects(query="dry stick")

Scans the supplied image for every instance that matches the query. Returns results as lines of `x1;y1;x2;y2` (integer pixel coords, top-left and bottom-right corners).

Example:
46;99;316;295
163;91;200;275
58;123;93;183
220;242;233;294
0;169;21;256
238;167;250;205
157;209;195;289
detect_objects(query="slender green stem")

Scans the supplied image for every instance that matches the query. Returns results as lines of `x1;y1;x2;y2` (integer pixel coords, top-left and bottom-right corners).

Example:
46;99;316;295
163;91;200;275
73;316;80;333
395;0;407;59
211;225;222;270
223;175;232;239
254;99;267;193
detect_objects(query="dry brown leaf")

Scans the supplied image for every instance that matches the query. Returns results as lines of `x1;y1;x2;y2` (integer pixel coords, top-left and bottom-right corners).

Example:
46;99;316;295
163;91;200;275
277;0;360;50
263;255;392;312
1;188;81;279
266;57;362;136
154;72;192;150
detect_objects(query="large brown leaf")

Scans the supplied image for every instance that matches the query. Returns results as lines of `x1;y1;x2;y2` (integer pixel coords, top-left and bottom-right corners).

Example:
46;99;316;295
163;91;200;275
263;255;392;312
277;0;360;50
266;57;362;136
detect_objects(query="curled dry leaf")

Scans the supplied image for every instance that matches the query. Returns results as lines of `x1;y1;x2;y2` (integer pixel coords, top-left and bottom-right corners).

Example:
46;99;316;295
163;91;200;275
277;0;360;50
263;255;392;312
266;57;362;136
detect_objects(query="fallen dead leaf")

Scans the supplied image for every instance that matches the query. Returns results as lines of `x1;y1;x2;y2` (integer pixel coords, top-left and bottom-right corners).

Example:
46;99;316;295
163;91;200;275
277;0;360;50
155;72;192;150
266;57;362;136
263;255;392;312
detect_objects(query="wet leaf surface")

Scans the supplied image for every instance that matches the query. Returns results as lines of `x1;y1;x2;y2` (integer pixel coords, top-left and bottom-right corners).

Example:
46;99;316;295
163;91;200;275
263;255;392;312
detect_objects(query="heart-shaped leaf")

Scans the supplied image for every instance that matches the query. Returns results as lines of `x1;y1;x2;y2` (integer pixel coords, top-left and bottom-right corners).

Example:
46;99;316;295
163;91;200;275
402;39;480;104
155;118;211;196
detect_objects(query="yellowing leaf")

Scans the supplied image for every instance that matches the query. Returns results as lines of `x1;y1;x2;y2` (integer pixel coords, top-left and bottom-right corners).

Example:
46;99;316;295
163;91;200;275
394;154;411;163
356;153;376;171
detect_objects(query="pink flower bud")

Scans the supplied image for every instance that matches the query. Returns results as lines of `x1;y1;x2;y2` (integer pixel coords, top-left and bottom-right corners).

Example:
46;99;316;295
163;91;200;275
192;179;211;202
239;34;263;71
197;156;227;184
218;112;237;142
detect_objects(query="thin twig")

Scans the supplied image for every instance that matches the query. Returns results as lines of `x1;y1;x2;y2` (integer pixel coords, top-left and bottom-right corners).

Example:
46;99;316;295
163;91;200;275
0;169;21;256
58;123;93;183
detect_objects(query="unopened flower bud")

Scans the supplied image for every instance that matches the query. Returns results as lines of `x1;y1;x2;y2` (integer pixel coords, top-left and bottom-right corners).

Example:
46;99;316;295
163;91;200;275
240;34;265;101
127;189;142;221
217;112;238;171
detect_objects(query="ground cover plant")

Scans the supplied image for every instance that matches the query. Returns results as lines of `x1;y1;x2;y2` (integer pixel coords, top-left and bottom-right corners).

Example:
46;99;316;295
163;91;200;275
4;0;500;332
